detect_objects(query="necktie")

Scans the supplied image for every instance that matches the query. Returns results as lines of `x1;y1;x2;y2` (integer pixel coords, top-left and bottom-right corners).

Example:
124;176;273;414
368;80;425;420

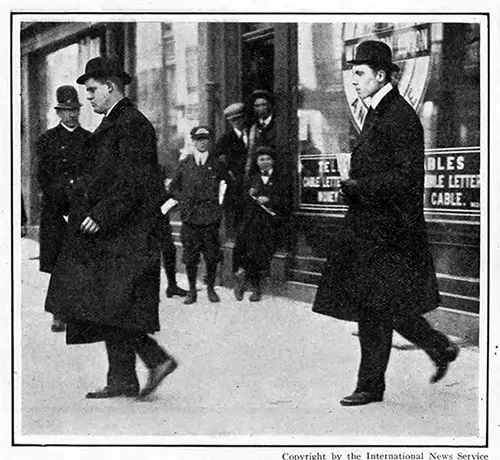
363;107;375;130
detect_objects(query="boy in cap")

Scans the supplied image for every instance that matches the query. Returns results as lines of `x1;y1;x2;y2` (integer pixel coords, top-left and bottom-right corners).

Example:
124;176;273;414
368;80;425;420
233;146;286;301
36;85;91;332
170;126;229;304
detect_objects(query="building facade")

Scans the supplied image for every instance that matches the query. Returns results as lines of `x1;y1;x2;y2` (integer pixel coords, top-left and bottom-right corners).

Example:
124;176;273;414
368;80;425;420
19;18;483;342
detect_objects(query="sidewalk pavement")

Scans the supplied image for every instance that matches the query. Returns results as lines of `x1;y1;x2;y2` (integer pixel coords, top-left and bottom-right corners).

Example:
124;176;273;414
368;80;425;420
18;237;481;442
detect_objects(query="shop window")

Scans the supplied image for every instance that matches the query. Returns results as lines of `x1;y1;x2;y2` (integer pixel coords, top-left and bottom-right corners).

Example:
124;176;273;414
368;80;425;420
135;22;201;179
44;36;102;132
297;21;481;219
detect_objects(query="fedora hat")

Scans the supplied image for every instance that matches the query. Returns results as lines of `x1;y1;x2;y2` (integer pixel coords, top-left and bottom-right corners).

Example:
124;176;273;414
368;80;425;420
54;85;82;110
76;57;132;85
348;40;400;72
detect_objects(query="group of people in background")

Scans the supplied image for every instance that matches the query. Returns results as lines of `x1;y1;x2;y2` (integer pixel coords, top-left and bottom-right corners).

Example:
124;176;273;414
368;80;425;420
29;40;459;406
33;54;286;400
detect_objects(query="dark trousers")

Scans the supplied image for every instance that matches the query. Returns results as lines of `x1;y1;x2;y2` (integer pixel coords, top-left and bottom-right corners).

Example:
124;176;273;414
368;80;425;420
161;218;178;285
356;308;451;396
105;329;169;389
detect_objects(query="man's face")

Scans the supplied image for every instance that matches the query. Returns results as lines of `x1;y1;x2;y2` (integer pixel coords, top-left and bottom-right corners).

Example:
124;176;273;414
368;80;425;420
257;154;274;172
57;109;80;128
253;97;272;119
85;78;112;114
229;116;246;131
351;64;385;100
194;138;210;153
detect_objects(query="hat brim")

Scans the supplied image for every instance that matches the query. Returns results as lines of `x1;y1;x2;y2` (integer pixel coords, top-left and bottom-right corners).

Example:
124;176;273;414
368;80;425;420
76;71;132;85
55;103;82;110
348;59;400;72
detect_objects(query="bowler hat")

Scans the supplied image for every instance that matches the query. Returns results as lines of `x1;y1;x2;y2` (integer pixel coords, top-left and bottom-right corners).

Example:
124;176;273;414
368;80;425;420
190;126;213;140
249;89;275;106
348;40;400;73
224;102;245;120
54;85;82;110
76;57;132;85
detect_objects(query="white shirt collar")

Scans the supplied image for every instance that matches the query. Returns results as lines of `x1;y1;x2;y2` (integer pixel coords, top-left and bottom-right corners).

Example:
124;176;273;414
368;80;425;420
194;151;209;165
259;114;273;127
370;83;393;109
60;122;78;132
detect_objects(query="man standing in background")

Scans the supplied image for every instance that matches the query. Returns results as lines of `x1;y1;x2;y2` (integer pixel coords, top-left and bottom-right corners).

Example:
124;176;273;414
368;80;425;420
37;85;91;332
247;89;276;179
214;102;249;238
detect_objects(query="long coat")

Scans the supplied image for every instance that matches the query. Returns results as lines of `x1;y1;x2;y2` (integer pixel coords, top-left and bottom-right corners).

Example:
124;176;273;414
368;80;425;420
36;124;91;273
44;98;165;343
313;87;440;322
234;170;286;275
214;128;249;225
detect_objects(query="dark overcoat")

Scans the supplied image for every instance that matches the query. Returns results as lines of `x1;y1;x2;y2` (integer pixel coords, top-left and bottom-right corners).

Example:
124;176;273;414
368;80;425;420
214;128;249;224
313;87;440;322
44;98;165;343
235;170;286;274
36;124;91;273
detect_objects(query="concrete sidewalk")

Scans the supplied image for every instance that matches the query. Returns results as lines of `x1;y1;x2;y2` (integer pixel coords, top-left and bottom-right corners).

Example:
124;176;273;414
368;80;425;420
18;237;481;442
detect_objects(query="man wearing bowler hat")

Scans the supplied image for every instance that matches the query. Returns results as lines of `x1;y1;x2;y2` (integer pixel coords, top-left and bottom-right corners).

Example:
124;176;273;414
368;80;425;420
313;40;459;406
44;57;177;399
37;85;91;332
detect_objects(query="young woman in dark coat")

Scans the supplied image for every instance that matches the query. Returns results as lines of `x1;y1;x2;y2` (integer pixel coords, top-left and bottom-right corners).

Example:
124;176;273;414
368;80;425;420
233;146;286;301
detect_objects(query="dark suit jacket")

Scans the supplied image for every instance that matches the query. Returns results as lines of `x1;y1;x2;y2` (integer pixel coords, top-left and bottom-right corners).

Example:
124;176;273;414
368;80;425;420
45;98;165;341
36;124;91;272
170;153;228;226
314;86;440;322
214;128;248;197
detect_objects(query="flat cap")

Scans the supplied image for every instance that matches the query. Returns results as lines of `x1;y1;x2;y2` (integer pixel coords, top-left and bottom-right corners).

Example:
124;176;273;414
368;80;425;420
223;102;245;120
190;126;213;140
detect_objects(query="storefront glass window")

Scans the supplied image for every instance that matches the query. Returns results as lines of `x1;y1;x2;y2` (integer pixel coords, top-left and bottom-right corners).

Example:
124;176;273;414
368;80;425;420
136;22;201;179
44;37;101;132
297;22;481;219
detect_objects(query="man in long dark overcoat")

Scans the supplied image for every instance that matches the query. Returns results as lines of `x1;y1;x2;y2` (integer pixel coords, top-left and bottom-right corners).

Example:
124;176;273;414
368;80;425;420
36;85;91;332
214;102;249;236
45;57;177;399
313;41;459;406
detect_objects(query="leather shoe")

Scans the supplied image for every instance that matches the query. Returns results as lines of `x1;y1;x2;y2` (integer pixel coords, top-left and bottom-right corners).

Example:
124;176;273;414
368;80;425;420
340;391;383;406
166;285;188;298
234;274;246;301
430;343;459;383
207;288;220;303
183;291;197;305
138;357;178;399
249;290;261;302
51;319;66;332
86;385;139;399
